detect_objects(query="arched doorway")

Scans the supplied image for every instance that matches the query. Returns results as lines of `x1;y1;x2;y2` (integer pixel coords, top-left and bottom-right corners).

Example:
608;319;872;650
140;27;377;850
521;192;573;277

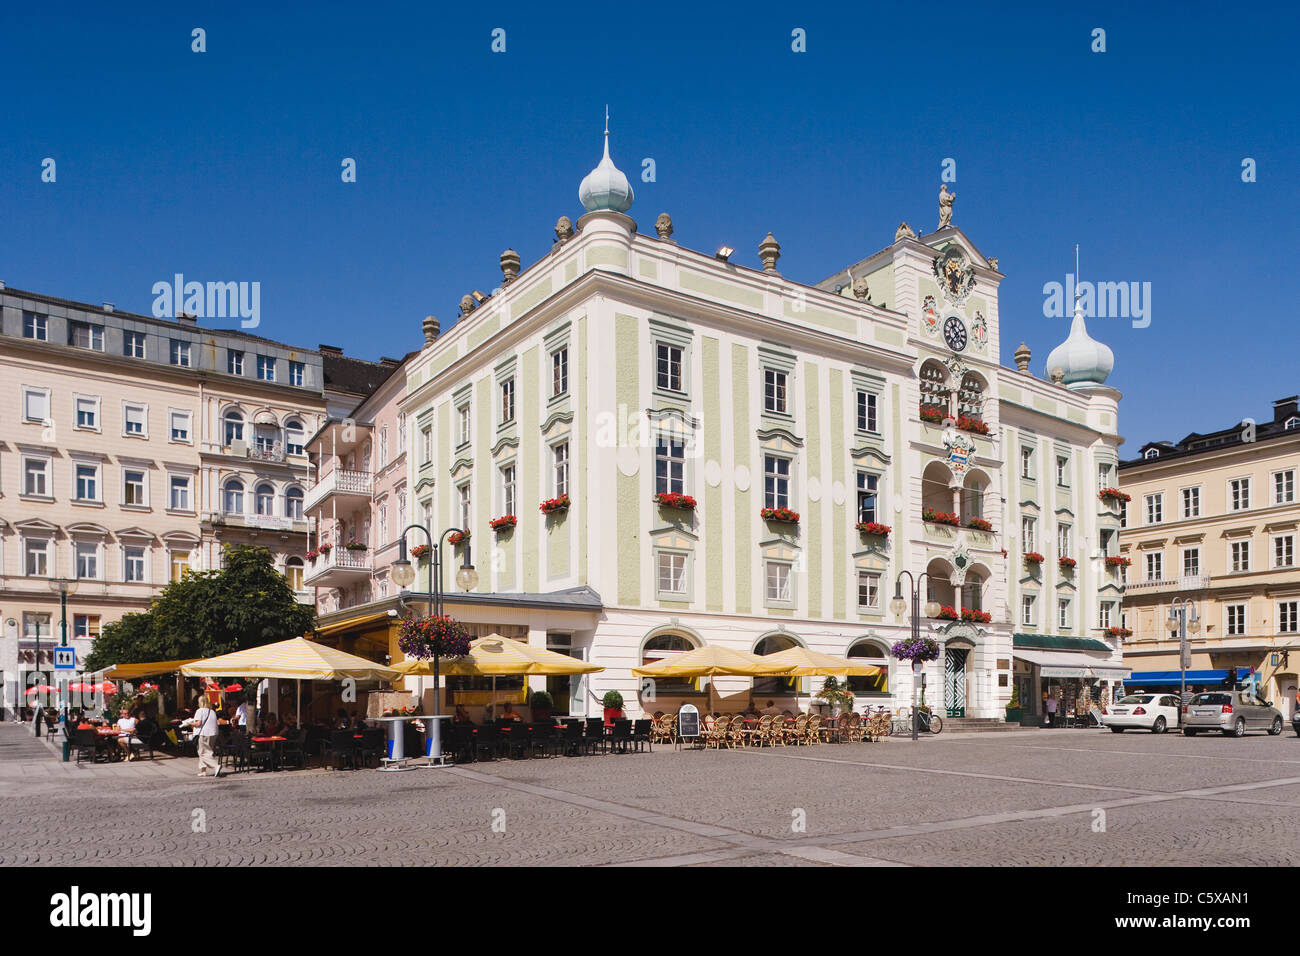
753;632;802;697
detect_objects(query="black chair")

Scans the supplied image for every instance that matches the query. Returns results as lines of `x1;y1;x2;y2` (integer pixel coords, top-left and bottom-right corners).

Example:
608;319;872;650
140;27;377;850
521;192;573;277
609;719;633;754
280;729;308;769
358;729;385;767
447;724;476;764
134;718;165;760
323;731;359;770
583;718;607;755
560;721;584;756
630;718;653;753
73;728;99;765
530;719;559;757
473;724;498;761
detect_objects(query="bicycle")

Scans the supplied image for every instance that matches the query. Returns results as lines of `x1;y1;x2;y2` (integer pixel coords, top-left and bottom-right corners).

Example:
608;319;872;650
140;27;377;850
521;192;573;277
893;706;944;735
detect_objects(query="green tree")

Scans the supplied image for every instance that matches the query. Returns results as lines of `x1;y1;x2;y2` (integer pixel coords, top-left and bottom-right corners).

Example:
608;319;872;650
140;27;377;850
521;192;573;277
85;545;315;671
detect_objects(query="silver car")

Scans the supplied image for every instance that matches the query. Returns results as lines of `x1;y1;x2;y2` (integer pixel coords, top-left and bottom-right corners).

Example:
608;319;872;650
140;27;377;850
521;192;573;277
1181;691;1284;737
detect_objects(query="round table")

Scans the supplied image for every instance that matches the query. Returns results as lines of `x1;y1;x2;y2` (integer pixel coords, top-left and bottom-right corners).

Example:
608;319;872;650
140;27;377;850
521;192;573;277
369;715;452;770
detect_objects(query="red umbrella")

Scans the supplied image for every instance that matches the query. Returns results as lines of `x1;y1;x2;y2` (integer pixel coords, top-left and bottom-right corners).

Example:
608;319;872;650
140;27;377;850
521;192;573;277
68;682;96;693
25;685;57;695
222;683;243;693
94;681;117;694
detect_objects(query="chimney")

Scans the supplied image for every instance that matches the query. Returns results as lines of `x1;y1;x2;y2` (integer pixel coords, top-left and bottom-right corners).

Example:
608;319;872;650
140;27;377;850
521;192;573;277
1014;342;1032;373
422;316;440;345
758;233;781;274
318;344;343;357
1273;395;1299;423
499;249;520;285
177;311;197;325
103;302;116;313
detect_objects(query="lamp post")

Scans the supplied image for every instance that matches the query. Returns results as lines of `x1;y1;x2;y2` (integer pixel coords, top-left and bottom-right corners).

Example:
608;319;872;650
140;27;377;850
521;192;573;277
891;571;941;741
1168;597;1201;714
47;577;79;727
390;525;477;764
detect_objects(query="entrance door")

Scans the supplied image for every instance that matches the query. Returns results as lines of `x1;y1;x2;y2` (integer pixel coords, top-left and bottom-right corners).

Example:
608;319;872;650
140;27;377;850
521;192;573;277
1277;675;1297;721
945;648;968;717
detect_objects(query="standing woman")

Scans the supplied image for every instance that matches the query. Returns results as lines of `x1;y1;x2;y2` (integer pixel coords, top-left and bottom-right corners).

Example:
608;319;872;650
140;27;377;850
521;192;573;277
184;697;222;777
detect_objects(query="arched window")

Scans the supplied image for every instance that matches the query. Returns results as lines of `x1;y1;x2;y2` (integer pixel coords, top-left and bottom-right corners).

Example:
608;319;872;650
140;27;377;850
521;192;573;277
640;632;699;696
223;410;245;445
285;557;304;591
284;419;305;456
255;483;275;516
222;478;245;514
753;633;800;696
285;487;304;520
961;570;986;612
919;359;951;418
847;640;890;697
957;372;986;421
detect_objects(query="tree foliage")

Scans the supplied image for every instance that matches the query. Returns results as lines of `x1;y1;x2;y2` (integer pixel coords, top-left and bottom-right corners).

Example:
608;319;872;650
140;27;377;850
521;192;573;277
86;545;315;671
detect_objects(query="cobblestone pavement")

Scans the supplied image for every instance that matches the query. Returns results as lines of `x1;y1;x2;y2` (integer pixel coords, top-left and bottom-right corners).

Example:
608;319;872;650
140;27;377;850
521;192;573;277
4;724;1299;866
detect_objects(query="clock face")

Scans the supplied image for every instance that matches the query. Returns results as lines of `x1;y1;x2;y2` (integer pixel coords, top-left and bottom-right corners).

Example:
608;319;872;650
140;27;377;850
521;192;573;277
943;316;968;352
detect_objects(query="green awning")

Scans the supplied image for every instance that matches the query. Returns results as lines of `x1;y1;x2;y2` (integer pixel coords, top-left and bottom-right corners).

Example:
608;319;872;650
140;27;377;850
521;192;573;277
1012;633;1112;652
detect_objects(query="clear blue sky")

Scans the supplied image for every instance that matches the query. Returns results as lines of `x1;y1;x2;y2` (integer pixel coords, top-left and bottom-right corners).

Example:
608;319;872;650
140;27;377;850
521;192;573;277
2;2;1296;453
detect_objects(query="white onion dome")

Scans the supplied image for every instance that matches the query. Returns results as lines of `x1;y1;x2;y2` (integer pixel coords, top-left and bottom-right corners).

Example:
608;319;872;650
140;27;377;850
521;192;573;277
1045;296;1114;388
579;128;634;214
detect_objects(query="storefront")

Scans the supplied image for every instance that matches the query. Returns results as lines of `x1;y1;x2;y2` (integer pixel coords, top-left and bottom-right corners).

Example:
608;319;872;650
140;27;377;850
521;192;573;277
1011;634;1129;726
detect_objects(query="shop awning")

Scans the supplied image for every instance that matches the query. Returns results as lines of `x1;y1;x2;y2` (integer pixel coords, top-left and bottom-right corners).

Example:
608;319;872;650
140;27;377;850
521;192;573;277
1014;648;1130;679
103;659;203;679
1125;668;1252;688
1013;633;1113;653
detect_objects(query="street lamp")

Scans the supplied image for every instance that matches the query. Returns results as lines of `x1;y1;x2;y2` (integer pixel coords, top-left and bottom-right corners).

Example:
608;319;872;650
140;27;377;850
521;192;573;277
1168;597;1201;711
892;571;941;741
46;577;79;727
391;525;477;765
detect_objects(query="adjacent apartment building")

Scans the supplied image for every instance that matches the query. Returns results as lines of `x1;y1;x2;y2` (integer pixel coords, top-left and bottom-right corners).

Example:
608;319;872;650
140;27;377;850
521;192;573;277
1119;396;1300;717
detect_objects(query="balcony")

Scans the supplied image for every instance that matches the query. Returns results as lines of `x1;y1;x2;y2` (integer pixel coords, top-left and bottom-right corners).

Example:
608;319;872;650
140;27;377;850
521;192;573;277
293;589;315;605
1123;574;1212;594
304;469;373;513
303;548;372;588
204;513;314;535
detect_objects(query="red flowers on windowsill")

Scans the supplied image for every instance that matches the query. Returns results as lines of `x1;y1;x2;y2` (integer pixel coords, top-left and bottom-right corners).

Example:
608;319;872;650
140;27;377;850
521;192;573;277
966;517;994;532
1099;488;1131;504
955;415;990;435
1105;556;1131;568
410;544;430;559
540;495;570;515
1024;551;1045;564
856;521;891;536
489;515;518;531
654;492;697;511
448;530;469;546
922;508;960;527
1107;626;1133;639
760;506;800;524
1058;557;1077;570
939;606;992;623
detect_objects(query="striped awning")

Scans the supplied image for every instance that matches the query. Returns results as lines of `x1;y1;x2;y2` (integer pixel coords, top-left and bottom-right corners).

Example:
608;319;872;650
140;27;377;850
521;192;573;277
104;659;204;679
181;637;397;681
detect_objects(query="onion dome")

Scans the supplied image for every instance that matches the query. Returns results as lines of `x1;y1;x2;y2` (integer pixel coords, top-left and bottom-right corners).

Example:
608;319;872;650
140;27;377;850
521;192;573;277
578;112;634;214
1045;295;1114;388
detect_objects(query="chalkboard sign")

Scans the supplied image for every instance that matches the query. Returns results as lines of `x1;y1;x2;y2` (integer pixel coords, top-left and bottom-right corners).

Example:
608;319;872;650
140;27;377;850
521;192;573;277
677;704;700;739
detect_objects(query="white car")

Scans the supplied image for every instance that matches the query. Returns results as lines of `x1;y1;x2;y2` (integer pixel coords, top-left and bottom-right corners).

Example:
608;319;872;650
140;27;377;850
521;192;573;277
1101;693;1181;734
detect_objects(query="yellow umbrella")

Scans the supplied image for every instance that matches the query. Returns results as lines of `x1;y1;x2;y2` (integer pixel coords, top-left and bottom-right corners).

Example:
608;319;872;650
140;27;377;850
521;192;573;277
759;646;882;677
394;636;603;676
104;659;203;679
181;637;398;681
631;644;788;678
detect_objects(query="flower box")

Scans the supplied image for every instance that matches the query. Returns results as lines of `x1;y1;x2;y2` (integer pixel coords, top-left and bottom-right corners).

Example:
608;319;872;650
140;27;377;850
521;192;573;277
654;492;697;511
1106;626;1133;639
955;415;990;436
919;404;946;424
344;541;369;552
382;707;417;717
489;515;517;532
1058;557;1077;570
856;521;891;537
318;543;333;554
1105;556;1131;568
966;517;994;532
892;636;940;660
1024;551;1045;564
760;506;800;524
540;494;570;515
410;544;430;560
306;549;320;562
960;608;992;624
448;530;470;546
1099;488;1131;504
935;606;959;620
922;508;960;527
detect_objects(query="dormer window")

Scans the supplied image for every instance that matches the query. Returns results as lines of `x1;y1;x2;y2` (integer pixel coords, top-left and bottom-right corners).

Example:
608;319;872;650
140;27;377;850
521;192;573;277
1144;448;1160;459
1286;417;1300;431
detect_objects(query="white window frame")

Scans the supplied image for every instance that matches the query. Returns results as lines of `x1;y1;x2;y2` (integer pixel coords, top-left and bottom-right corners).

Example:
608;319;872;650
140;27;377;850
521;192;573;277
421;424;433;464
1021;516;1036;553
1279;600;1299;635
1229;476;1251;512
500;463;517;517
22;386;51;425
123;545;148;584
257;354;276;381
855;389;879;434
1145;551;1163;582
655;434;686;496
168;474;193;512
1230;540;1251;573
124;330;147;359
122;468;148;508
500;378;516;425
1056;455;1070;487
23;312;48;341
551;346;569;398
763;368;788;415
1181;546;1200;577
168;408;192;444
765;560;793;606
285;486;304;520
22;456;52;498
1273;533;1294;569
1020;446;1035;479
1057;524;1072;560
70;321;105;351
763;454;791;511
24;537;51;577
73;462;101;503
169;338;192;367
552;441;570;498
1145;493;1163;524
74;540;101;580
655;342;684;394
228;350;245;376
1225;603;1247;636
857;570;881;611
122;402;148;438
1274;469;1295;505
74;394;101;432
457;481;472;531
656;549;690;599
1057;596;1072;630
457;403;472;447
289;361;305;387
1021;594;1037;627
1181;486;1200;519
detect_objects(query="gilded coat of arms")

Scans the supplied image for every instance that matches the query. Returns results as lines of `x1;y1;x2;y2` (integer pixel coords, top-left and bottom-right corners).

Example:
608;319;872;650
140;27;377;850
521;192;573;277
942;424;977;478
932;246;976;306
921;294;940;337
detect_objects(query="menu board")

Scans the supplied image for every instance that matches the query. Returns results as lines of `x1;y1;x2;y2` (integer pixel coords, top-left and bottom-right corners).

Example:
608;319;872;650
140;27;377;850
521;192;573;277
678;704;700;738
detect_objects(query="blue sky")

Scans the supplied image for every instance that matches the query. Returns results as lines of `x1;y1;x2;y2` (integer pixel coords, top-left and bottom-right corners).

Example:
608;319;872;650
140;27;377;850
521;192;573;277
2;2;1296;452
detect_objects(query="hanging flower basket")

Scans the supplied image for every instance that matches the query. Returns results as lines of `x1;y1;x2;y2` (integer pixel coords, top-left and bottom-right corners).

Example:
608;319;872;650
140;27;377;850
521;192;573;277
760;506;800;524
960;608;992;624
344;540;369;552
1024;551;1045;564
1099;488;1131;504
306;549;320;562
919;404;945;424
856;521;891;537
318;542;333;554
540;494;570;515
1105;556;1131;568
654;492;697;511
410;544;431;560
397;615;471;660
490;514;517;532
1107;626;1133;639
448;530;470;546
955;415;990;435
922;508;960;527
1058;557;1077;570
966;517;994;532
891;636;941;661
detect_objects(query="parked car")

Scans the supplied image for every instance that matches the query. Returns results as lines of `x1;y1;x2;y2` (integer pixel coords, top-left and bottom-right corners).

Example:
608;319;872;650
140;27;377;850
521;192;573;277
1291;707;1300;737
1102;694;1180;733
1181;691;1284;737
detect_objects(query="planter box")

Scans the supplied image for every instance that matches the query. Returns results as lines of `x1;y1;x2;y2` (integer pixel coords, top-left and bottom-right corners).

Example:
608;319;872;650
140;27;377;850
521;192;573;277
1005;708;1023;722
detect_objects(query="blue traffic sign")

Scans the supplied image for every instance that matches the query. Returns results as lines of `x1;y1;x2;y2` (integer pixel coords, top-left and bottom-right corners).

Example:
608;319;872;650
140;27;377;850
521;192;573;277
53;647;76;670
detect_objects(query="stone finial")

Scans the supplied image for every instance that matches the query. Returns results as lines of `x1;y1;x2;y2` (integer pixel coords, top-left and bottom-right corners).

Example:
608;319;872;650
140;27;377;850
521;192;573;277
758;233;781;274
1049;365;1066;385
422;315;440;345
459;294;475;317
851;276;870;301
655;212;674;240
1014;341;1031;372
554;216;575;243
988;257;999;272
500;249;520;285
895;222;916;243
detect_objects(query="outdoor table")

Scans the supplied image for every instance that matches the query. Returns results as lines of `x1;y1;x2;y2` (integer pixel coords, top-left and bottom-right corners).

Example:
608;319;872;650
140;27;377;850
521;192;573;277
251;736;286;771
370;715;450;771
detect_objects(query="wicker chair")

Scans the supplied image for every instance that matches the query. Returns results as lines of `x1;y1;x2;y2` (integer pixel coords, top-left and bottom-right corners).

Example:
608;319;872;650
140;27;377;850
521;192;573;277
728;715;749;748
805;714;823;745
705;716;729;749
770;716;788;746
790;714;808;746
750;714;772;747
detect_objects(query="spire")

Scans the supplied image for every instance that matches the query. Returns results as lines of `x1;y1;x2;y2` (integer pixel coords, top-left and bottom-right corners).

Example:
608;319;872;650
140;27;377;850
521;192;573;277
579;108;634;214
1044;247;1114;388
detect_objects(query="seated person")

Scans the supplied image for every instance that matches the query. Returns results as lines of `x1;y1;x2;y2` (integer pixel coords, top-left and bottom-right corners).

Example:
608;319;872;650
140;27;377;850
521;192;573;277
453;704;473;724
116;711;142;760
335;709;350;729
499;702;522;722
761;700;781;716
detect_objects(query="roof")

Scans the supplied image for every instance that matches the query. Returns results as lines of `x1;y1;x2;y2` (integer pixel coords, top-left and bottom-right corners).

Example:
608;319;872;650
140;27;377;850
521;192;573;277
320;348;406;398
1124;396;1300;467
312;587;605;632
1012;633;1113;653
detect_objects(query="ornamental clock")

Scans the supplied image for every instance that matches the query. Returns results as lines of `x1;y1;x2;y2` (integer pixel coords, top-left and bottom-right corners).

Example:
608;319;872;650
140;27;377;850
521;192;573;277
943;316;968;352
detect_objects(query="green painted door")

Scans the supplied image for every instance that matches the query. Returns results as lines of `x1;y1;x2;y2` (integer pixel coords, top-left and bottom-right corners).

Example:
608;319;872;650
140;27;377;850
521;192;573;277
945;648;968;718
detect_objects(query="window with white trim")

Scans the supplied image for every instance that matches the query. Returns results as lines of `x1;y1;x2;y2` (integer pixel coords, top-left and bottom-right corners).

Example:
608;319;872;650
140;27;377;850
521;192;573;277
1182;486;1200;519
74;463;99;502
551;346;568;397
1057;597;1071;629
421;425;433;464
1280;601;1299;634
124;331;146;358
1182;547;1200;577
170;339;191;367
24;539;49;576
255;483;275;516
228;350;245;375
1145;552;1163;581
764;369;787;414
1021;446;1034;479
1057;524;1072;560
123;469;146;506
23;387;50;424
765;561;792;602
553;442;570;497
857;571;881;611
23;312;47;340
857;472;879;524
1021;516;1036;553
764;455;790;510
124;546;146;583
457;482;472;530
1230;540;1251;572
289;361;305;387
1021;594;1036;626
1274;534;1294;569
169;475;191;511
284;419;304;456
223;479;245;514
23;458;50;497
74;542;99;579
1226;603;1247;636
500;464;516;517
657;551;688;596
1145;493;1162;524
70;321;104;351
75;396;99;430
170;550;191;582
257;355;276;381
500;378;516;425
286;487;304;520
1275;469;1295;505
457;403;471;446
656;343;683;393
123;403;147;437
1056;455;1069;486
169;409;191;443
223;410;244;445
1230;477;1250;511
1098;602;1114;630
397;413;407;454
655;436;685;496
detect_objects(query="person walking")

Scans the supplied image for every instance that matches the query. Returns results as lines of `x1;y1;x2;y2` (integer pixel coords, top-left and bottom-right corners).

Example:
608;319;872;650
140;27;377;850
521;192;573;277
184;697;222;778
1045;691;1058;727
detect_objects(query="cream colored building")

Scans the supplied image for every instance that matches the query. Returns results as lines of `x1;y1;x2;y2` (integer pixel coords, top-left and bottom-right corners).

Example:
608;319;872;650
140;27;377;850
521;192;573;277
1119;396;1300;716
